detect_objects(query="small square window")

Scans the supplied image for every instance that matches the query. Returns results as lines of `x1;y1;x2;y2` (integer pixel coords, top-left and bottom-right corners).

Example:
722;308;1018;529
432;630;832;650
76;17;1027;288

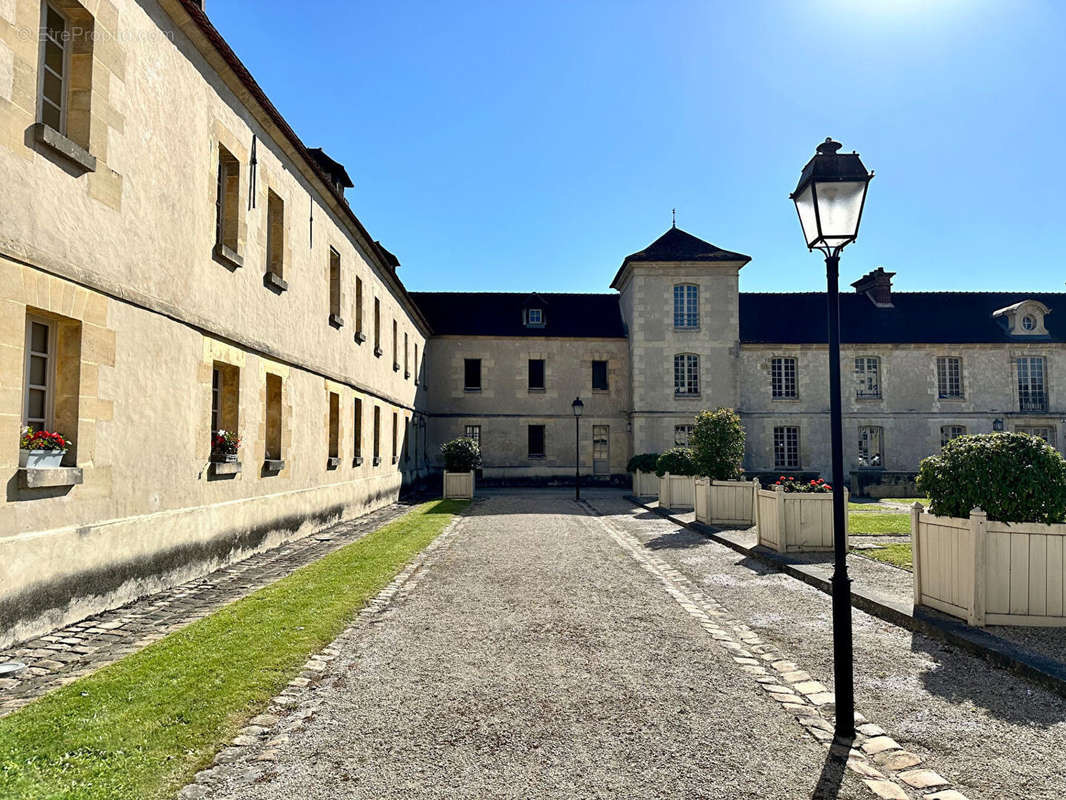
526;308;543;326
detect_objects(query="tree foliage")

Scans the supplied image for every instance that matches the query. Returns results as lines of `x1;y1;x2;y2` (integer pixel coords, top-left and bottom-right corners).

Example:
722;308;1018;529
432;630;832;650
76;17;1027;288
626;453;660;473
655;447;698;478
690;408;746;480
440;437;481;472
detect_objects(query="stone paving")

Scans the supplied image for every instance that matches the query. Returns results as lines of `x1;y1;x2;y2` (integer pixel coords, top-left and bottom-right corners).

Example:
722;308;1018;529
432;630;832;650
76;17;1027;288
0;500;415;717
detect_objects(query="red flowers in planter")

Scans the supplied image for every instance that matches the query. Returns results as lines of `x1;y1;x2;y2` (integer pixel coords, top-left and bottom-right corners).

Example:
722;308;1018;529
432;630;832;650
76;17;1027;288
774;476;832;493
211;429;241;456
20;426;67;451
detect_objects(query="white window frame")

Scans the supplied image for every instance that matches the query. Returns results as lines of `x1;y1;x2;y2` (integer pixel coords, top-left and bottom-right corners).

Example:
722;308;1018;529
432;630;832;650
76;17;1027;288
936;356;963;399
211;367;221;435
527;308;543;326
1017;356;1048;412
38;3;70;134
23;315;55;433
771;357;798;399
1016;425;1057;449
673;353;700;396
773;426;800;469
855;356;880;399
673;284;699;329
857;425;884;467
940;425;966;448
674;425;694;447
464;424;480;445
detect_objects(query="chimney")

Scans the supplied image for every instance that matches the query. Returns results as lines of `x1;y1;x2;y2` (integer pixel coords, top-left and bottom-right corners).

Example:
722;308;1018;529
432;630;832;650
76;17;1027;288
851;267;895;308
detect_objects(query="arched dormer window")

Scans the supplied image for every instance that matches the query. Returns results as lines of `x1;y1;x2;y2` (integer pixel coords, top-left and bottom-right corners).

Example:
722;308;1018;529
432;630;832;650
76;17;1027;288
673;284;699;329
993;300;1051;336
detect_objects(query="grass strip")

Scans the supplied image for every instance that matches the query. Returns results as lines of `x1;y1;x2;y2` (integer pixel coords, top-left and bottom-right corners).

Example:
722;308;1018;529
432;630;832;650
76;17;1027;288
849;512;910;535
0;499;468;800
858;542;913;571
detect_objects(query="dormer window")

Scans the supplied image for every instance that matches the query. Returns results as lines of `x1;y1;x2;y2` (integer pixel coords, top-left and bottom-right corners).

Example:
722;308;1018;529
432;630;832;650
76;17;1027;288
523;307;545;328
993;300;1051;336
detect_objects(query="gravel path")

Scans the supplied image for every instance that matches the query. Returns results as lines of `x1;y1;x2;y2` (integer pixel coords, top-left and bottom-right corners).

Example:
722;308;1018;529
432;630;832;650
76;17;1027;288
589;494;1066;800
200;490;867;799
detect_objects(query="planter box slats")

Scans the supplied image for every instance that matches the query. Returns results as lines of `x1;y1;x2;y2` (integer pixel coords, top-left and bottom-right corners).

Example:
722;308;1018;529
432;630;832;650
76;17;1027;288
443;470;474;499
659;473;695;510
755;480;848;553
632;470;659;498
694;479;755;528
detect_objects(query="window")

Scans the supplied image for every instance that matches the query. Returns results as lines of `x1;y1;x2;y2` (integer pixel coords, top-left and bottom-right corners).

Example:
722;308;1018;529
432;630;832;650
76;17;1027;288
1016;425;1057;449
373;297;381;355
392;411;398;464
528;424;545;458
265;373;283;462
592;360;609;391
528;359;545;391
1022;315;1037;331
392;319;398;369
674;353;699;396
464;424;481;445
355;278;364;340
857;426;883;467
372;405;381;465
404;332;410;377
414;343;420;383
674;425;694;447
353;398;363;461
936;357;963;399
37;2;94;151
464;358;481;391
210;362;239;442
593;425;609;473
940;425;966;448
39;5;68;134
328;248;342;325
1017;357;1048;411
404;416;410;462
266;190;285;282
673;284;699;329
23;317;53;432
771;357;798;398
215;145;240;256
327;392;339;465
855;357;880;399
773;426;799;469
526;308;544;327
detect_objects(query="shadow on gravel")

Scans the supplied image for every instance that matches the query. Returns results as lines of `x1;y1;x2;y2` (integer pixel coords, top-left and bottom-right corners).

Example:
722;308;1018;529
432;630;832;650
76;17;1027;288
910;634;1066;726
810;750;848;799
644;529;708;550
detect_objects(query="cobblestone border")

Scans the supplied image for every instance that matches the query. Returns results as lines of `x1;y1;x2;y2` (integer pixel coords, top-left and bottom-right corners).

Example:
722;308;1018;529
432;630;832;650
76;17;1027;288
0;501;421;717
175;512;470;799
584;502;970;800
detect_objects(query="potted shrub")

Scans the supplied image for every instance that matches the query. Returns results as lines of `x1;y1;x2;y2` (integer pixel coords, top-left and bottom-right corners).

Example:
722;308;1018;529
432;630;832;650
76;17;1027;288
19;426;69;469
441;436;480;499
754;476;846;553
690;409;755;526
627;452;660;497
211;429;241;463
656;446;698;509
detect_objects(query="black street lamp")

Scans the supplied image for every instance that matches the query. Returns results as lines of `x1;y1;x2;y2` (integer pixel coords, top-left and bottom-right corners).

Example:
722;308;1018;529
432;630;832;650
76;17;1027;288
572;396;584;500
790;138;874;742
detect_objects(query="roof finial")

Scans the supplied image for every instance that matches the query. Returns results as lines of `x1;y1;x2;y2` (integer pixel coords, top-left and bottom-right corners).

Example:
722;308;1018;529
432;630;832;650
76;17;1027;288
672;208;676;228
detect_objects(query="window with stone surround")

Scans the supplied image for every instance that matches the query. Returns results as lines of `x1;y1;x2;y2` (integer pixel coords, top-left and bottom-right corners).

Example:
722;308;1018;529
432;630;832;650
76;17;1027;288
464;358;482;391
773;426;799;469
210;361;239;441
404;416;410;462
22;310;82;465
1017;357;1048;412
464;424;481;449
674;425;694;447
392;411;398;464
592;360;609;392
936;356;963;399
771;357;797;398
404;332;410;377
353;398;363;462
673;284;699;329
23;316;54;433
855;357;880;399
528;424;546;458
857;425;883;468
215;145;241;259
528;359;545;391
264;373;283;463
355;277;365;341
37;2;94;152
373;405;381;465
940;425;966;448
373;297;381;355
674;353;699;396
1016;425;1057;449
265;190;285;284
328;248;342;326
414;343;420;383
327;391;339;465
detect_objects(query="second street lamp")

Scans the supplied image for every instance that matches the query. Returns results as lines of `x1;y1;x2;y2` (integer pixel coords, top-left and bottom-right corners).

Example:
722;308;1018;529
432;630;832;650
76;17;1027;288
572;396;584;501
790;137;874;742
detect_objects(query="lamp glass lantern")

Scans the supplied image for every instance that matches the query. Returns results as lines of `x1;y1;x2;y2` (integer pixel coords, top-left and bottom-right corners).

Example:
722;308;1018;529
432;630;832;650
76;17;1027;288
791;138;874;256
572;397;584;417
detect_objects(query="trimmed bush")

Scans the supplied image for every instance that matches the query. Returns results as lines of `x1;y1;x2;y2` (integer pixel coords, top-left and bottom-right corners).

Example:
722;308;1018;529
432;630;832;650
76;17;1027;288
627;452;660;473
440;437;481;472
917;433;1066;523
691;408;746;480
655;447;698;478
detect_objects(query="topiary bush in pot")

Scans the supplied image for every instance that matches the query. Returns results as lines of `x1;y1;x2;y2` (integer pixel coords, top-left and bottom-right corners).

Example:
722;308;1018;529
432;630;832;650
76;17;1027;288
626;452;660;474
917;432;1066;523
655;447;698;478
441;437;481;472
691;408;746;480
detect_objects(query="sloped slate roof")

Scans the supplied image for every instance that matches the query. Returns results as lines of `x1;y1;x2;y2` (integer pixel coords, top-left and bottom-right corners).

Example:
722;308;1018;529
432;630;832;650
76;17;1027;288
411;292;627;338
611;226;751;289
740;292;1066;344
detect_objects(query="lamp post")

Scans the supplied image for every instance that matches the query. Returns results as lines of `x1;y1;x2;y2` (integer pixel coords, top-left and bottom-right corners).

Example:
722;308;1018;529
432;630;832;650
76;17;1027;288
572;396;584;501
790;138;873;742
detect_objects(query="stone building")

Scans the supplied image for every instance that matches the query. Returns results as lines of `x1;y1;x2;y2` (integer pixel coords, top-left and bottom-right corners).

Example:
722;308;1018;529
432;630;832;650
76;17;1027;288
3;0;1063;646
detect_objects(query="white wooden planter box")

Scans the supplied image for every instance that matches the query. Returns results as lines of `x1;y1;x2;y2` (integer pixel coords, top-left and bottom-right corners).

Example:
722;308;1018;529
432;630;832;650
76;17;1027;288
632;470;659;498
912;505;1066;627
755;481;848;553
659;473;696;510
443;470;475;499
694;479;755;528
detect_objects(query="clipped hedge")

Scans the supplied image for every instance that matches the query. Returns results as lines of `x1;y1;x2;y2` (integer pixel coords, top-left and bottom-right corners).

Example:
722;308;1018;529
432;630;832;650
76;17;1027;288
655;447;698;478
627;452;660;473
440;437;481;472
917;432;1066;523
691;408;746;481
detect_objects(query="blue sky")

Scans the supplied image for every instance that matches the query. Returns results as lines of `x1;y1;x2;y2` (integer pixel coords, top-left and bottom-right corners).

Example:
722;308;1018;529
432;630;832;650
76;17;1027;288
209;0;1065;294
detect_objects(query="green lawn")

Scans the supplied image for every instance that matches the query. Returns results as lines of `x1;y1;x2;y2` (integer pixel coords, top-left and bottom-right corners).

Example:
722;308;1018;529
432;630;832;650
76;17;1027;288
849;496;928;510
0;499;467;800
848;512;910;535
858;542;913;571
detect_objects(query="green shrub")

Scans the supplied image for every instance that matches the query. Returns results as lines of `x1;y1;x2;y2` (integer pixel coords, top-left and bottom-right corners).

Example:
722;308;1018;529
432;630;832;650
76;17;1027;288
440;437;481;472
917;433;1066;523
627;452;660;473
655;447;698;478
691;408;746;480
